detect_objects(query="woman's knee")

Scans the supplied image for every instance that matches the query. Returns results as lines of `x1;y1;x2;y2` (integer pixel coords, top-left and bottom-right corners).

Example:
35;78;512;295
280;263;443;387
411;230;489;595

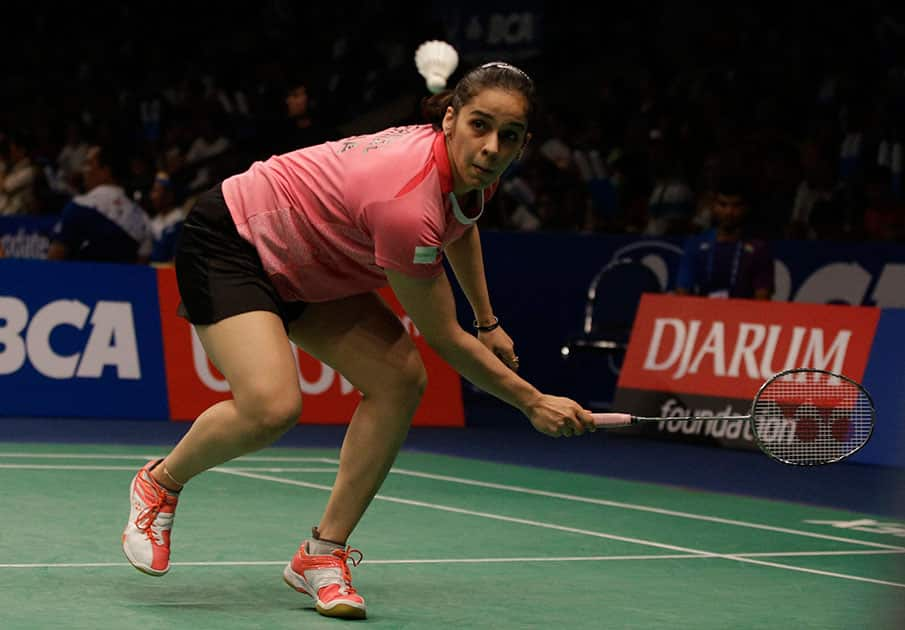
386;353;428;404
236;386;303;435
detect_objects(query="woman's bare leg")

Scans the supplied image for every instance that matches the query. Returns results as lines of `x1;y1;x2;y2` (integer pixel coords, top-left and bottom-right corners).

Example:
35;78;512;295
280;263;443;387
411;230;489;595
152;310;302;488
288;293;427;543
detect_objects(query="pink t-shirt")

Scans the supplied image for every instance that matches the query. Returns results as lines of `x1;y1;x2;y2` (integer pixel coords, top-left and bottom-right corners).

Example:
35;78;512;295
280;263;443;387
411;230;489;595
222;125;498;302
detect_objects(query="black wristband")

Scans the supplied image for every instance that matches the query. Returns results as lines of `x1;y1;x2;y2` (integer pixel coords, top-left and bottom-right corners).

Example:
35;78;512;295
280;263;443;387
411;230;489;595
473;316;500;332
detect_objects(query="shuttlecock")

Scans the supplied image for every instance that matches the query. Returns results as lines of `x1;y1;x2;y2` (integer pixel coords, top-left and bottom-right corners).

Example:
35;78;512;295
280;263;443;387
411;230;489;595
415;40;459;94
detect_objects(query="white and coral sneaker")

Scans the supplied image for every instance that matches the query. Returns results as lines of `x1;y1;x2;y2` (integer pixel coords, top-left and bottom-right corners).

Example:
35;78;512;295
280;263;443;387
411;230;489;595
283;541;367;619
122;459;179;576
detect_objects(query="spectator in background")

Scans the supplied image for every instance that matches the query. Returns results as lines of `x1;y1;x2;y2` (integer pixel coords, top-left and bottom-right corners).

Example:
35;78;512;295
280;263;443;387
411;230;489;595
876;131;903;200
675;174;774;300
0;131;39;215
183;113;232;193
148;171;187;263
643;130;695;236
788;149;839;239
272;79;339;155
499;172;541;231
531;114;586;230
572;132;622;233
862;165;905;241
54;122;90;195
47;145;152;263
159;119;191;178
124;150;157;207
751;145;800;239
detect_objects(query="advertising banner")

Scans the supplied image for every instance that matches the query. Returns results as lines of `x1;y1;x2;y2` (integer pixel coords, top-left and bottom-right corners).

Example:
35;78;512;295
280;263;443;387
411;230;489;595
613;294;880;451
0;259;168;419
0;215;57;259
156;268;464;426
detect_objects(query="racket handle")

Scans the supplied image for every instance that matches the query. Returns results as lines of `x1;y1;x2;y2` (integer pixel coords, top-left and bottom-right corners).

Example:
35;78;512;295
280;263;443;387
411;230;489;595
591;412;634;427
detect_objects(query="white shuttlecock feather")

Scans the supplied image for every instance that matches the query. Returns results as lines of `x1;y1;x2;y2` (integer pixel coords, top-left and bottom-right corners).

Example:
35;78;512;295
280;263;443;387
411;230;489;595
415;40;459;94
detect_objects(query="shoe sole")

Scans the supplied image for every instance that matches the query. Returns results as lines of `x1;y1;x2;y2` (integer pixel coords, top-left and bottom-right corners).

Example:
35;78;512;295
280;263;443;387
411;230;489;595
316;602;368;620
282;564;367;620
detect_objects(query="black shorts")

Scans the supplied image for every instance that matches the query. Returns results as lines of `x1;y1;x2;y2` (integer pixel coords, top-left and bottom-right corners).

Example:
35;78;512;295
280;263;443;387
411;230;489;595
174;184;308;329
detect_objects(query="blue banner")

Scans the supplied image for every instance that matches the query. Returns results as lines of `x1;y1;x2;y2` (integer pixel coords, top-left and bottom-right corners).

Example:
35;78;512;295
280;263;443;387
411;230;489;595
856;309;905;466
0;259;168;419
771;240;905;307
0;215;58;259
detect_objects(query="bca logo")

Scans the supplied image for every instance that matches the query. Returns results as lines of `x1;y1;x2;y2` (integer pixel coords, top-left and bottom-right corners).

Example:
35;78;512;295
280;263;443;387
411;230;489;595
0;297;140;379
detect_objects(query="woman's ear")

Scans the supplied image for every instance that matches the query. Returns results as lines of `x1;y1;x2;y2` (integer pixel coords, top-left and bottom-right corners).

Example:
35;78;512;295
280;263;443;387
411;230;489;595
442;106;455;137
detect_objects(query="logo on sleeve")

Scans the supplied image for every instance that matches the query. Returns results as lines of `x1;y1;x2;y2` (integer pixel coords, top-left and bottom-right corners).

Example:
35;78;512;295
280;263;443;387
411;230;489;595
413;246;439;264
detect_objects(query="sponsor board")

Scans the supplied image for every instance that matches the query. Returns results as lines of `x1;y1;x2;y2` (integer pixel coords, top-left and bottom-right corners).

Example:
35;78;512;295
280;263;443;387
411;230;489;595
619;295;878;397
0;259;168;419
614;294;879;450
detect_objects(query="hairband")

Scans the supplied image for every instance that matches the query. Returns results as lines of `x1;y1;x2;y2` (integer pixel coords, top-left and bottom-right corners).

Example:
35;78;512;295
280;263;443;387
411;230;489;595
479;61;533;85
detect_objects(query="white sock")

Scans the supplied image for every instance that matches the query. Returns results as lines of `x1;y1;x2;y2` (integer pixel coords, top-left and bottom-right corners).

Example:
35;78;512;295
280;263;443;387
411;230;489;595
308;538;344;555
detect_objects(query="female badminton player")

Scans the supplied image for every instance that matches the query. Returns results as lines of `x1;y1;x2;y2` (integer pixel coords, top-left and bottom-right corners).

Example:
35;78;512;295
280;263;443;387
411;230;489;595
121;61;596;620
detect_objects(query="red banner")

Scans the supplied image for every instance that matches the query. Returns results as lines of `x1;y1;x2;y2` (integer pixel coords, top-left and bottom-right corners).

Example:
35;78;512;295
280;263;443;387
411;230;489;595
619;295;879;399
156;268;464;426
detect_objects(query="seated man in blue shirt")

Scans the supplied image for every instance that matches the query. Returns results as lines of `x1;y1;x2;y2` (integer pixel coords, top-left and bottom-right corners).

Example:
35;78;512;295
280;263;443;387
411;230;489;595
675;175;774;300
47;145;152;264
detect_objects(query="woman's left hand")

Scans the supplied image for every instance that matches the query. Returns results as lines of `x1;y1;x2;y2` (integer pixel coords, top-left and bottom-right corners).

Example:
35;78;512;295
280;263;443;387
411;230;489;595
478;326;519;371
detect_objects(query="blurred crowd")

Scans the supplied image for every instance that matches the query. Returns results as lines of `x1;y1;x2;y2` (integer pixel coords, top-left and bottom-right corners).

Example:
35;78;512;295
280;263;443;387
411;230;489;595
1;2;903;266
491;3;905;242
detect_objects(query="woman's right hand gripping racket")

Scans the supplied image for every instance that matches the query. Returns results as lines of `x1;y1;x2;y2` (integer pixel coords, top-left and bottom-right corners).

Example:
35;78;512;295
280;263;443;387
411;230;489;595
591;368;875;466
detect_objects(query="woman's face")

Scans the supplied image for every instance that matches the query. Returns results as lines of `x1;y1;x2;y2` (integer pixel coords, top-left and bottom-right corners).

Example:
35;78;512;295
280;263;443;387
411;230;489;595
286;85;309;118
443;88;530;195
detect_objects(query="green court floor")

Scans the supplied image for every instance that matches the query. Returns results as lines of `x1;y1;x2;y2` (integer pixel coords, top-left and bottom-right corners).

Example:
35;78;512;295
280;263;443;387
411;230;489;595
1;444;903;629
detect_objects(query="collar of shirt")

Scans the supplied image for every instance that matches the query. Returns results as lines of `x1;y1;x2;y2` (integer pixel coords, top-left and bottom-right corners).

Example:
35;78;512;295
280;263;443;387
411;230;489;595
431;130;487;226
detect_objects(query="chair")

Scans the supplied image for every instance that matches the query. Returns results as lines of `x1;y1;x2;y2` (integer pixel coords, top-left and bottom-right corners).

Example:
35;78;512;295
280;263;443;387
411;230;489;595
561;258;663;359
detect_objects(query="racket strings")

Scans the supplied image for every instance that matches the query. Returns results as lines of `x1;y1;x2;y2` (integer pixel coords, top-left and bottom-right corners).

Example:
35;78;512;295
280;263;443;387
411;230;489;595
752;374;873;465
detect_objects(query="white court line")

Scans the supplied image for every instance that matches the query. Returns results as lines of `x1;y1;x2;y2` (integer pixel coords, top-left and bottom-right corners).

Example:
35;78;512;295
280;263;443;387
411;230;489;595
0;464;145;471
0;464;338;473
213;467;338;473
739;549;905;558
0;453;161;460
3;550;903;570
218;468;905;589
0;453;335;463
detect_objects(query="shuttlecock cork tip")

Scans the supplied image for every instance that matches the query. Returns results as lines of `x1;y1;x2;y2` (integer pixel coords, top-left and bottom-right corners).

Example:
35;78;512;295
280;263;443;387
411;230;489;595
426;74;448;93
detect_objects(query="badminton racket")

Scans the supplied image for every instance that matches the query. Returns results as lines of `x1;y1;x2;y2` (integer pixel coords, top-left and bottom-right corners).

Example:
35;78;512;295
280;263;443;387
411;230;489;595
591;368;875;466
